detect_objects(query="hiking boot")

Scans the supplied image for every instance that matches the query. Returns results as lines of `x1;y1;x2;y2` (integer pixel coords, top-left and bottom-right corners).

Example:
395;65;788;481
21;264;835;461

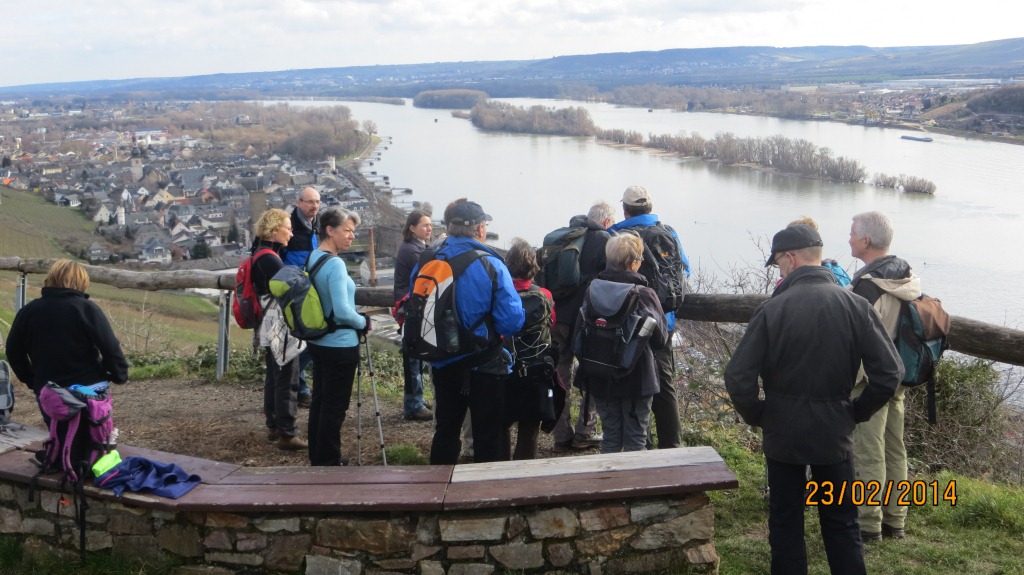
404;406;433;421
267;428;279;442
860;530;882;543
882;525;906;539
277;435;308;451
572;434;603;449
297;394;312;409
551;440;574;453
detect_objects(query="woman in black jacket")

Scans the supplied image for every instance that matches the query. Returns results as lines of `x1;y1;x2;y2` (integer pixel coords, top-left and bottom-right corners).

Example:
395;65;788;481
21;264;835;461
393;209;434;421
6;259;129;417
573;232;667;453
250;208;307;451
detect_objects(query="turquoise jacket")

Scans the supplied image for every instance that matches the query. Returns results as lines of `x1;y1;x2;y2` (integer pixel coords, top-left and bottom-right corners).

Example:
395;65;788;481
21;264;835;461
306;250;365;348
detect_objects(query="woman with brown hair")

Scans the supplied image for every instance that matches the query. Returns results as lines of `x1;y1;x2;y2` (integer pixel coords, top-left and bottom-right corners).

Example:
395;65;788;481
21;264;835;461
500;238;557;460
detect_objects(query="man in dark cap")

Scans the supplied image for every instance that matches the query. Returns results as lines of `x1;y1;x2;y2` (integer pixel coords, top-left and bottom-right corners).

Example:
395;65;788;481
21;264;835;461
413;200;525;464
725;224;903;575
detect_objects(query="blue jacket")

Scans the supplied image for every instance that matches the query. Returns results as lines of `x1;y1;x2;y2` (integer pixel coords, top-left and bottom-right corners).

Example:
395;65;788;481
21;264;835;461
413;236;525;370
608;213;690;332
94;456;202;499
283;208;319;267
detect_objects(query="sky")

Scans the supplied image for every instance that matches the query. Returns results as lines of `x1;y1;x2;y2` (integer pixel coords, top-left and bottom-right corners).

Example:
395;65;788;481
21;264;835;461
2;0;1019;88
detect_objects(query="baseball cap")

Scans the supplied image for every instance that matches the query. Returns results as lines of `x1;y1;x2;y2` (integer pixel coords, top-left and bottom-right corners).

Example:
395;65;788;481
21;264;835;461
765;224;824;267
622;185;652;207
446;201;493;227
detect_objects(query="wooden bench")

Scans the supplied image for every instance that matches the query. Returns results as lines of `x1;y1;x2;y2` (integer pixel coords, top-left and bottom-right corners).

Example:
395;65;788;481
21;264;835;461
0;423;738;574
1;424;736;512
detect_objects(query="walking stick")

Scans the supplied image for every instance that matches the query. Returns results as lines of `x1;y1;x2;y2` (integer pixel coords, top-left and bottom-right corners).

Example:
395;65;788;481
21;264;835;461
363;334;388;465
355;342;363;465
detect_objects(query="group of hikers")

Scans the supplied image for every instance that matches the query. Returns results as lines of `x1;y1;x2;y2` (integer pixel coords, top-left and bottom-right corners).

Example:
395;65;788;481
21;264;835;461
3;180;929;574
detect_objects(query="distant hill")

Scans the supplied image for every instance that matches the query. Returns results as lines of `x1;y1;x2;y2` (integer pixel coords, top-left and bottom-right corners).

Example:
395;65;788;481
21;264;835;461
3;38;1024;98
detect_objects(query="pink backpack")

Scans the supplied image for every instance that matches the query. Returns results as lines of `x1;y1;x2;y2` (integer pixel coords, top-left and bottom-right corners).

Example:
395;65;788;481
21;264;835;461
36;382;116;483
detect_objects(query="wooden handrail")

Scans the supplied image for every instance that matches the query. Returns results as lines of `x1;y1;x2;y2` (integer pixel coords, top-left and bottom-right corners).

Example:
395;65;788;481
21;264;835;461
3;257;1023;367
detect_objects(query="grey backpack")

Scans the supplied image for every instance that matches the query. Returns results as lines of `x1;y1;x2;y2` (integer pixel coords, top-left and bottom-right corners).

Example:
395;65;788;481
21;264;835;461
0;360;14;429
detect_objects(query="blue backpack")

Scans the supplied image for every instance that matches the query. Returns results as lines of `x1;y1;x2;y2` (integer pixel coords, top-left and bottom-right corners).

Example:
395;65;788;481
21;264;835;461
896;295;950;424
822;259;851;286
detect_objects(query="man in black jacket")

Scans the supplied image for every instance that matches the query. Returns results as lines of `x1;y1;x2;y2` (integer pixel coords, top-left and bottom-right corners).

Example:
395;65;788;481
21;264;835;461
549;201;613;451
725;224;902;575
284;186;321;406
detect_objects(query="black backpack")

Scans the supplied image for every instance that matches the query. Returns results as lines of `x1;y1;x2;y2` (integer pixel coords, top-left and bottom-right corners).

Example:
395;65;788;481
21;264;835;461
505;284;553;367
536;226;588;299
573;279;658;381
627;222;688;313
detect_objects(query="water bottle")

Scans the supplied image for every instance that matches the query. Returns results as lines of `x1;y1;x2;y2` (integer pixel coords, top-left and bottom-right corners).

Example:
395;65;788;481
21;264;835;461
109;428;119;448
442;309;460;352
637;316;658;338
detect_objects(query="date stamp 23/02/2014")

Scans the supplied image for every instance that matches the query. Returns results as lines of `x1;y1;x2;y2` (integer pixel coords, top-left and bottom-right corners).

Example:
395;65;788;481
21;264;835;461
804;480;957;507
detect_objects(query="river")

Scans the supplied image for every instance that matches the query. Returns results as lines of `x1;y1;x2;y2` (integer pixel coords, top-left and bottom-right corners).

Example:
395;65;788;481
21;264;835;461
276;98;1024;330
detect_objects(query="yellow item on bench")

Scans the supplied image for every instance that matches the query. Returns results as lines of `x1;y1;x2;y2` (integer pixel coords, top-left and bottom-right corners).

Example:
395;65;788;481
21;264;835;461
92;449;122;477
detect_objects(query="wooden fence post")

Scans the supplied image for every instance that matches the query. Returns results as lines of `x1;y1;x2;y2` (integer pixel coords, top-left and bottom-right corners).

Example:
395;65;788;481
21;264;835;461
216;290;231;380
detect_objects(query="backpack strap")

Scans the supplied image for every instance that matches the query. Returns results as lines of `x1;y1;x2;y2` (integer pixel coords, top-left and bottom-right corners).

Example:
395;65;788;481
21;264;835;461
443;249;501;361
306;251;344;332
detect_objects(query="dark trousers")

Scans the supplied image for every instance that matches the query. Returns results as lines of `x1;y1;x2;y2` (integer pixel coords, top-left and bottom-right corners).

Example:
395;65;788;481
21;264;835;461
766;457;867;575
263;350;299;437
500;420;540;460
307;343;359;466
429;364;505;465
651;344;682;448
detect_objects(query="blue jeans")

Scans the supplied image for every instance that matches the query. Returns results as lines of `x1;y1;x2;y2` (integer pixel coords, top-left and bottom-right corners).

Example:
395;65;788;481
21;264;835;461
766;457;866;575
592;394;653;453
297;349;312;398
402;352;428;415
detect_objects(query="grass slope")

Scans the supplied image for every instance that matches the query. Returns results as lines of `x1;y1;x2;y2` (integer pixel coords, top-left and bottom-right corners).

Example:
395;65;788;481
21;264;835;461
0;187;231;357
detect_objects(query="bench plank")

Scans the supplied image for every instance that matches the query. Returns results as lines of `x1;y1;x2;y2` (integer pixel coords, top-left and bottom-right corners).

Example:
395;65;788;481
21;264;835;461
444;461;739;510
450;446;725;483
218;465;453;485
0;425;47;456
175;483;447;512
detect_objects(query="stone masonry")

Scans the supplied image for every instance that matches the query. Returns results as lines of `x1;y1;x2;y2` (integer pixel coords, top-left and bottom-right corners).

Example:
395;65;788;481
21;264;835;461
0;479;720;574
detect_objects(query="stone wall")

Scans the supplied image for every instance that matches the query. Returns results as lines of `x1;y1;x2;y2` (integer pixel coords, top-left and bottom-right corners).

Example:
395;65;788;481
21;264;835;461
1;479;720;574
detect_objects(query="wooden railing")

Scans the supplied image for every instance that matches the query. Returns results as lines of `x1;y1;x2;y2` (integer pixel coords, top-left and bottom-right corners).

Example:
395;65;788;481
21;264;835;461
3;257;1023;369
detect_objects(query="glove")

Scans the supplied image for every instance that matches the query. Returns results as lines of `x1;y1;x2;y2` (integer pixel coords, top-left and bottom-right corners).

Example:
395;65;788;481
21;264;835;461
358;313;373;335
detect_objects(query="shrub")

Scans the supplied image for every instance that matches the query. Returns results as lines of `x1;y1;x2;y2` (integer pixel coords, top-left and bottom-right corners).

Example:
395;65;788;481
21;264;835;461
185;343;264;383
904;356;1020;482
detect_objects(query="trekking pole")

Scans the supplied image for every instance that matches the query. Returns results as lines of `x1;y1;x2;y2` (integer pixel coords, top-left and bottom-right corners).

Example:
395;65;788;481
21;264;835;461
355;342;364;466
363;335;388;466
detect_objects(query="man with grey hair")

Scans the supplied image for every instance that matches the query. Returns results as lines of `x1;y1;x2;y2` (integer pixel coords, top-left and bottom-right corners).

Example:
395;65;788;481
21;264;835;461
727;223;901;575
285;186;321;406
849;211;922;542
547;202;614;451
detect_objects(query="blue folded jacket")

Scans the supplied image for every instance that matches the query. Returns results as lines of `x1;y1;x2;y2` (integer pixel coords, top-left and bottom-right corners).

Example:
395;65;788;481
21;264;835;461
94;456;201;499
